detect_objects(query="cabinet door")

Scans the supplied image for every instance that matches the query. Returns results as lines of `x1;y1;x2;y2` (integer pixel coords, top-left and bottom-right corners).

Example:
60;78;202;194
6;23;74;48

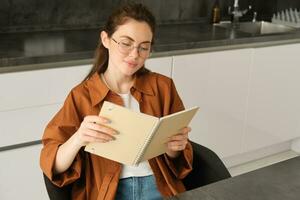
0;64;90;147
145;56;172;77
244;43;300;152
172;49;252;158
0;64;91;111
0;104;61;147
0;145;48;200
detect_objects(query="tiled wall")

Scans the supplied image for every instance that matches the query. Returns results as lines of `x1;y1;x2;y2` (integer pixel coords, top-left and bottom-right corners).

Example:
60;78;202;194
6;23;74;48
1;0;299;33
0;0;215;32
277;0;300;10
0;0;123;32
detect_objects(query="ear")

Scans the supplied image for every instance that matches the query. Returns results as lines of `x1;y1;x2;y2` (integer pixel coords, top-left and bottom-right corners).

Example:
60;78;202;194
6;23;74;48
101;31;110;49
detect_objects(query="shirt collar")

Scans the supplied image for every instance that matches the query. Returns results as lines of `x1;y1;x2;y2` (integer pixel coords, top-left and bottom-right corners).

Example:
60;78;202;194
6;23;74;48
87;72;155;107
87;73;109;107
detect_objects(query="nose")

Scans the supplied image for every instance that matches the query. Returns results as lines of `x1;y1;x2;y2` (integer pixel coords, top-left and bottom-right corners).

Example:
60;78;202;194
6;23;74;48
128;47;140;59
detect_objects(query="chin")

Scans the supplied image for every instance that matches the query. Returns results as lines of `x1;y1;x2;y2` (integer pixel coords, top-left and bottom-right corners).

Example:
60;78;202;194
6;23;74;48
123;66;142;76
120;69;136;77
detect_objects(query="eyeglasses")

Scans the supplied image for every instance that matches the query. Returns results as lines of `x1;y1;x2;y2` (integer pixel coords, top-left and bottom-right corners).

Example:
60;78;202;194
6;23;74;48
111;38;151;58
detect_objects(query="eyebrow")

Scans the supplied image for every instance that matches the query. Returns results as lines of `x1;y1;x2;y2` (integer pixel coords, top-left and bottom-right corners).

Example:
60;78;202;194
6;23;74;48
119;35;152;44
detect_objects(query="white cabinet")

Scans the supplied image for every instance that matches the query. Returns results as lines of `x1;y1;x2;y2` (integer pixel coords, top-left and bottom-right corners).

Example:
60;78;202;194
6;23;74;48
172;49;252;158
0;64;91;111
172;43;300;158
0;145;48;200
0;104;61;147
0;64;92;199
0;64;91;147
244;43;300;152
145;56;172;77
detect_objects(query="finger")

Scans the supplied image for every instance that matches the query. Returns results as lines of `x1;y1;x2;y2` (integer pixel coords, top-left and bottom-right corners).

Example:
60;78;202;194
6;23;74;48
180;127;192;133
167;142;187;151
84;122;118;135
82;134;111;143
84;115;111;124
167;140;188;147
82;128;115;141
168;134;188;142
167;127;191;141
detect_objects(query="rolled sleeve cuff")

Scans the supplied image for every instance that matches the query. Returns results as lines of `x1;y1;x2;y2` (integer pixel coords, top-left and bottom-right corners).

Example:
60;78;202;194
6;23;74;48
163;142;193;179
40;142;81;187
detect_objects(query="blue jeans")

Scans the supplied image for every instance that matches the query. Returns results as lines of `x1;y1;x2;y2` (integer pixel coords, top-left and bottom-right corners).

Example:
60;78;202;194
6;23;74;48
115;175;163;200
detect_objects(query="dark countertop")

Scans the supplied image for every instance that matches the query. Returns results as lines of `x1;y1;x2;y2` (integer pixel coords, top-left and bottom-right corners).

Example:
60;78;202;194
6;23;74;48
169;156;300;200
1;22;300;73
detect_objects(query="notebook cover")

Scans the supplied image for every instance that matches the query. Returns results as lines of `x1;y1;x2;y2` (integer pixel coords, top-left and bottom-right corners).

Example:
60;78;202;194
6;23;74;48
141;106;199;161
84;101;158;165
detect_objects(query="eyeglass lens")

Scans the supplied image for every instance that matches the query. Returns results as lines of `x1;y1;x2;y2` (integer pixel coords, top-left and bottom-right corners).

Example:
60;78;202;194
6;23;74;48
118;39;151;58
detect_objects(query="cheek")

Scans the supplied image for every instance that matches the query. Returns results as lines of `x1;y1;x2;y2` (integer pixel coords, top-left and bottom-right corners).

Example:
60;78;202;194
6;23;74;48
109;49;123;63
108;49;146;71
137;59;146;68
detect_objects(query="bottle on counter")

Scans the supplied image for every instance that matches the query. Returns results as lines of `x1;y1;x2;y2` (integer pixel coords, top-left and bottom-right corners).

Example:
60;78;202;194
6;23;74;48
211;0;221;24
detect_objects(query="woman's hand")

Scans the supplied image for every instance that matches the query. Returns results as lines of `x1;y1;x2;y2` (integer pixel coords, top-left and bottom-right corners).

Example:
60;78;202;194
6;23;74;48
55;115;118;174
165;127;191;159
73;115;118;147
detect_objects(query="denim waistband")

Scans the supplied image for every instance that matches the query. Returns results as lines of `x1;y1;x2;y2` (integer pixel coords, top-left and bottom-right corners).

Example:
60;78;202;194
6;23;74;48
115;175;163;200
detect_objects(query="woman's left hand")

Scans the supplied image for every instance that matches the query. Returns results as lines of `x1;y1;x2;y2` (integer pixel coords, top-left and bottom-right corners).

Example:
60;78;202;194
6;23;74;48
166;127;191;159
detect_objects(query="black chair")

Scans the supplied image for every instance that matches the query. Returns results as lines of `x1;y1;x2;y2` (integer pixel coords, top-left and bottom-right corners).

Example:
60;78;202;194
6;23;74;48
43;173;72;200
182;141;231;190
43;141;231;199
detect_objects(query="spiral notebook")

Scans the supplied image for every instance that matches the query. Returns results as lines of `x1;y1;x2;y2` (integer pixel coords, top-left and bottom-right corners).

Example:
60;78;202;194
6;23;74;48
84;101;199;165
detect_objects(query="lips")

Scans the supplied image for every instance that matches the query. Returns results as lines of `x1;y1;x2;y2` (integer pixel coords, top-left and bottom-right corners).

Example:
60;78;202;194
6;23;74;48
125;61;138;68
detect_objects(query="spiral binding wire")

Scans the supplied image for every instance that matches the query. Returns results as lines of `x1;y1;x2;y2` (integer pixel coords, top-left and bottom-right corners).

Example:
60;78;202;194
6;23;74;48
133;121;160;165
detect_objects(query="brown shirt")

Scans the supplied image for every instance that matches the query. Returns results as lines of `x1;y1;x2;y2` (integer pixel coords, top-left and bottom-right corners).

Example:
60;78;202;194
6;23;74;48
40;72;193;200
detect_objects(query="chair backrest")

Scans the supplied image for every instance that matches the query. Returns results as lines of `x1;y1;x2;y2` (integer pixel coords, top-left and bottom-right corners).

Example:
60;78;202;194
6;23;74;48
182;141;231;190
43;141;231;199
43;173;72;200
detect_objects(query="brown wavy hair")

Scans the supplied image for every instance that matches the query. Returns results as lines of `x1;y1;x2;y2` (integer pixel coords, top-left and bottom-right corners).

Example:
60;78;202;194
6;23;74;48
83;3;156;81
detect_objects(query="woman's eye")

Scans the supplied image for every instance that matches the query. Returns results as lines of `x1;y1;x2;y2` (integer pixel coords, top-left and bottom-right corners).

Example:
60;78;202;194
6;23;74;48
140;47;149;51
120;41;132;47
140;44;151;51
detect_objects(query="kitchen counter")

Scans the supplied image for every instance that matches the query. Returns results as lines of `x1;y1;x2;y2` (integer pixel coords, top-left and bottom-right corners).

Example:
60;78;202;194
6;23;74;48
1;22;300;73
169;156;300;200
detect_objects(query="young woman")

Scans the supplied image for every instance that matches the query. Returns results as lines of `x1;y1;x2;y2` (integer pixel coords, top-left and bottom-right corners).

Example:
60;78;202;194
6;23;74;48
40;3;193;200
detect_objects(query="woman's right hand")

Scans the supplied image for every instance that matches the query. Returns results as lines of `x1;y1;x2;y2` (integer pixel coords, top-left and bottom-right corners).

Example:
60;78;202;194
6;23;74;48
74;115;118;147
54;115;117;174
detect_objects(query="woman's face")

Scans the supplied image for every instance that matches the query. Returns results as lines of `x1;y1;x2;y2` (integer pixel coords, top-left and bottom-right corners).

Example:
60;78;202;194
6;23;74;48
101;18;153;77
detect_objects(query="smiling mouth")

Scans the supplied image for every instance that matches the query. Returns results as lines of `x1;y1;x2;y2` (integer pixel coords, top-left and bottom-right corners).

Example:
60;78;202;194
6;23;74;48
126;61;138;67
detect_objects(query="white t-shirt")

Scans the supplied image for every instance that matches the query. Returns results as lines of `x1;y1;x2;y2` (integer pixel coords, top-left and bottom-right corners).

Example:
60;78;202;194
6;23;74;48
100;74;153;178
118;92;153;178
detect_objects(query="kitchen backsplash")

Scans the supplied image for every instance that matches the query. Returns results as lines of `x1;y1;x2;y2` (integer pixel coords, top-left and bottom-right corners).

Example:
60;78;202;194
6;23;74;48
0;0;299;33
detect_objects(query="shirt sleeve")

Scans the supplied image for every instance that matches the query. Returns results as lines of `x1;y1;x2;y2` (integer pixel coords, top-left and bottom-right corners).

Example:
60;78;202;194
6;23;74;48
40;90;83;187
163;79;193;179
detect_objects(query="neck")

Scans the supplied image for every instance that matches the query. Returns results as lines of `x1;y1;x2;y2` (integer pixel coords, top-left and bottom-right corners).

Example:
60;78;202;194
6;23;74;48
103;68;134;94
